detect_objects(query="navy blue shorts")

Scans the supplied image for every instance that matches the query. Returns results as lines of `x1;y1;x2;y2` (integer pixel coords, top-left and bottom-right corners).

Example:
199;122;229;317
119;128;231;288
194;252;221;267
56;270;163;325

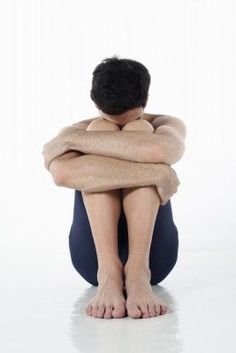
68;190;179;286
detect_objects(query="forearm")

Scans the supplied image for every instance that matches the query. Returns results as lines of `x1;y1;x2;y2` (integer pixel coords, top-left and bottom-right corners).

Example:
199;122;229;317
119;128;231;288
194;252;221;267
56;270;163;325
43;115;187;170
66;130;163;163
54;154;180;205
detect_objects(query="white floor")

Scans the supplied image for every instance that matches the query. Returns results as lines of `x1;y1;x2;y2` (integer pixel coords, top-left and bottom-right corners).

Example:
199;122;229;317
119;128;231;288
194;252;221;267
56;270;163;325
1;248;235;353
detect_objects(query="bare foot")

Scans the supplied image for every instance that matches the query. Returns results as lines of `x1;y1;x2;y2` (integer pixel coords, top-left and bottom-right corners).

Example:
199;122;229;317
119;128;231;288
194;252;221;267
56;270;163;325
85;262;126;319
124;263;168;319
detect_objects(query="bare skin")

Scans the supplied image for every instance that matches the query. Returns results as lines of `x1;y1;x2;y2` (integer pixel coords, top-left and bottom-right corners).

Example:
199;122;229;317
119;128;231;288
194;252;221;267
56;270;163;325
122;184;168;319
83;115;168;319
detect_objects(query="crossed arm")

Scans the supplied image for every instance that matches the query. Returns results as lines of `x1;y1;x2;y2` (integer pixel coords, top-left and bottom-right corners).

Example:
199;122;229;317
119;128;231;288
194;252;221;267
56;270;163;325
42;114;186;170
42;115;186;205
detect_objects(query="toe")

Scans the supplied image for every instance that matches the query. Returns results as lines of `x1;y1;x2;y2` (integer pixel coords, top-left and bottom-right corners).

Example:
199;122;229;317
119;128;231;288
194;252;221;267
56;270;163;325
104;305;113;319
92;305;98;317
127;304;142;318
154;303;161;316
89;306;93;316
160;302;168;315
112;303;126;318
140;304;149;318
85;304;92;316
96;304;106;318
147;303;156;317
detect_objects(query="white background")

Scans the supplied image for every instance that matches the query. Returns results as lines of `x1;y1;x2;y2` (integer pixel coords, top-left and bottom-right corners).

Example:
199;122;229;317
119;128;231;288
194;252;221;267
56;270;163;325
1;1;236;352
1;0;235;253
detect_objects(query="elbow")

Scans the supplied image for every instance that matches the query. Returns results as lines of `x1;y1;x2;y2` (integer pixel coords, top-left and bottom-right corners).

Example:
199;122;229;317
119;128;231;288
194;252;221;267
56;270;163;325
53;170;66;186
164;145;186;165
153;144;186;165
49;160;67;186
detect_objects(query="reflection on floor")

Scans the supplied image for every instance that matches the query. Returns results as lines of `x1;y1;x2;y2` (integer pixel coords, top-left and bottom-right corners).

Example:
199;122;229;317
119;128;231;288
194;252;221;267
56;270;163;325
0;249;235;353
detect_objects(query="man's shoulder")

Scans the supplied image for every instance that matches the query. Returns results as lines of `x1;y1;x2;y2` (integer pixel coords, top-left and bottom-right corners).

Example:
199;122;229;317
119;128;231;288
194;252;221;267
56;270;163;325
148;113;187;137
143;113;161;124
57;116;99;135
72;112;170;129
71;116;100;129
143;113;174;126
77;114;157;124
71;114;153;129
76;116;100;124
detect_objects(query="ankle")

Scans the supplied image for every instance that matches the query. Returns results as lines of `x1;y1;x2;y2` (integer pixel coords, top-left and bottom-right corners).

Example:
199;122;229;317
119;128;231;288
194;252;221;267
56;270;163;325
98;257;123;270
124;258;151;279
97;258;123;276
97;261;124;285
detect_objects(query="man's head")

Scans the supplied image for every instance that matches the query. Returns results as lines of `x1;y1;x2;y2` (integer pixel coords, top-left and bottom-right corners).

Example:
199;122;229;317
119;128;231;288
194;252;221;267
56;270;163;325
90;55;151;126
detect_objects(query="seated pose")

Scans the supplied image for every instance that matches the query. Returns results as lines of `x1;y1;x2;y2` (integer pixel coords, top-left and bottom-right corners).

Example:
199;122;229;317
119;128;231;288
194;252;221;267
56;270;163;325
42;56;187;320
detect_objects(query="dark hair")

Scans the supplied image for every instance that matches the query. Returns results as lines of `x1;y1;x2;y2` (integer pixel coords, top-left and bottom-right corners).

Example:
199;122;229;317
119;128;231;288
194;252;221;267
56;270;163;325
90;55;151;115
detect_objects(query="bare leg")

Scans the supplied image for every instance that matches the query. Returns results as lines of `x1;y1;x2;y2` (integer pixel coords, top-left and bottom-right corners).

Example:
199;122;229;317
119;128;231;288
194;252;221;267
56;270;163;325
121;119;168;319
82;118;126;319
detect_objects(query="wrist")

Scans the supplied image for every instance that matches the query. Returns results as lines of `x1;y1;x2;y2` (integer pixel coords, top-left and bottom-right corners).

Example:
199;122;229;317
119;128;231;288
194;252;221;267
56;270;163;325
150;163;173;184
66;130;83;150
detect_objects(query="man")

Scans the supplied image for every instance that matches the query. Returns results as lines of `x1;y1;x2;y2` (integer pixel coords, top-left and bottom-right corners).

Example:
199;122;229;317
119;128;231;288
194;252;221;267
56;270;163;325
42;56;186;319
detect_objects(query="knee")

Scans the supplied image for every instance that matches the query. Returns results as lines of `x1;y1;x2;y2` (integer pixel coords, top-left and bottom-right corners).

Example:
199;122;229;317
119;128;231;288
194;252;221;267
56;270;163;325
122;119;154;132
86;117;120;131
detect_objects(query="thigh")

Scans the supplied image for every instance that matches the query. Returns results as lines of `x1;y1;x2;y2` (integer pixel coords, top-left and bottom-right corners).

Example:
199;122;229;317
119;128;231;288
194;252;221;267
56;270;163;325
149;200;179;285
68;190;127;286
